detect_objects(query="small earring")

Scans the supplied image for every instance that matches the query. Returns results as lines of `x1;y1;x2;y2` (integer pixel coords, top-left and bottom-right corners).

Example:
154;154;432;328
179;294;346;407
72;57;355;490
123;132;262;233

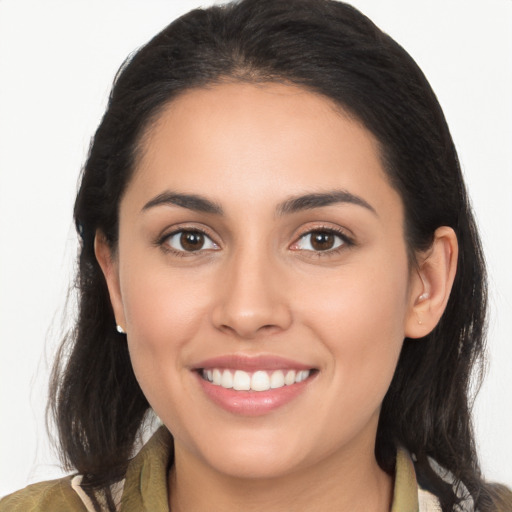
116;324;126;334
418;292;429;302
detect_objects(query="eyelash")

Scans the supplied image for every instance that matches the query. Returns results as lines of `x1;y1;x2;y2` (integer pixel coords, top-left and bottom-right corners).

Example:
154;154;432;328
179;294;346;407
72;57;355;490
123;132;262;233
157;227;219;257
156;225;354;257
291;226;354;257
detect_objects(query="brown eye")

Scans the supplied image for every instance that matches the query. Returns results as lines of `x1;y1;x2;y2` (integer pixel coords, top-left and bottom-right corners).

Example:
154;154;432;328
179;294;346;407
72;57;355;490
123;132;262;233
164;230;218;253
180;231;205;251
293;230;346;252
310;232;335;251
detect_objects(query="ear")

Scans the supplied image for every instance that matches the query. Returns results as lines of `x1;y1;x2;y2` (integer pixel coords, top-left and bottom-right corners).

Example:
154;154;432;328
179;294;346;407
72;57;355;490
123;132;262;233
94;231;127;333
405;226;458;339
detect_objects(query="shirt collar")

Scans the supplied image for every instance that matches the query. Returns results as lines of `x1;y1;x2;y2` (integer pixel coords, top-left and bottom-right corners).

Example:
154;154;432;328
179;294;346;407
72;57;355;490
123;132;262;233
392;446;420;512
113;426;422;512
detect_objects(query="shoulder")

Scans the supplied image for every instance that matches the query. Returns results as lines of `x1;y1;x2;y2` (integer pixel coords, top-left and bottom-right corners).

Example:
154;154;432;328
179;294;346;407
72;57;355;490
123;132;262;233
0;426;172;512
0;476;87;512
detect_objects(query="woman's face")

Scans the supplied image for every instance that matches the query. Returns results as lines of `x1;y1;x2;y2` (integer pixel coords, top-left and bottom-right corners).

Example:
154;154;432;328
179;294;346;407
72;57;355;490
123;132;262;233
102;82;424;479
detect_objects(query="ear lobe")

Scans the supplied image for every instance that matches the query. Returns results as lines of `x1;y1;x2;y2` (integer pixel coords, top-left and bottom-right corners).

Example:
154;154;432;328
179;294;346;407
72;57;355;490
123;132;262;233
405;226;458;339
94;231;126;332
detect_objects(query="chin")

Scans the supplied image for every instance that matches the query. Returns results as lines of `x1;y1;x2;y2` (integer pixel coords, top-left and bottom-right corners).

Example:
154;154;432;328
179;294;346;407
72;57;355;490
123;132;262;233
178;423;310;479
206;447;306;480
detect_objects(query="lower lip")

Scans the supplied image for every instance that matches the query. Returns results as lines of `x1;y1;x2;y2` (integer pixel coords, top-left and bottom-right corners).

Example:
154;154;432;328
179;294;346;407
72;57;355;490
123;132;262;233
196;372;315;416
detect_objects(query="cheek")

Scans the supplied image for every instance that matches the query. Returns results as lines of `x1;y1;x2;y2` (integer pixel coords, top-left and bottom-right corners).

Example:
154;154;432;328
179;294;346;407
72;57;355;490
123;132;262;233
118;259;211;387
297;254;409;397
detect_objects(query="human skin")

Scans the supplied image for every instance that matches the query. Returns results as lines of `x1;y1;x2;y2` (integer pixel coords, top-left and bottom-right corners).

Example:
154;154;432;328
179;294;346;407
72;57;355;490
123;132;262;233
96;82;457;512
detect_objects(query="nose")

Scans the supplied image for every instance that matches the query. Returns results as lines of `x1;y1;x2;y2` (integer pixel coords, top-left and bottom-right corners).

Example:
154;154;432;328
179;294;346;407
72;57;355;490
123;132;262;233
211;249;293;340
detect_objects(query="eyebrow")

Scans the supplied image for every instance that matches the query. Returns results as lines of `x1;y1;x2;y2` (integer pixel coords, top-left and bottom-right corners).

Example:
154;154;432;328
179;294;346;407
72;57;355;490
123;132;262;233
276;190;377;217
142;191;224;215
141;189;376;216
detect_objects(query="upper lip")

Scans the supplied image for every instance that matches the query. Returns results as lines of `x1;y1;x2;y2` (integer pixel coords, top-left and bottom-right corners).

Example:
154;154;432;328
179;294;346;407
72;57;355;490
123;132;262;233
192;354;315;372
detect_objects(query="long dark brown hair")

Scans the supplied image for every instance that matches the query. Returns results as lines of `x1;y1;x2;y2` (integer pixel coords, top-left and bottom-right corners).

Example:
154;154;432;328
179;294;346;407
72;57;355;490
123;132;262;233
48;1;511;510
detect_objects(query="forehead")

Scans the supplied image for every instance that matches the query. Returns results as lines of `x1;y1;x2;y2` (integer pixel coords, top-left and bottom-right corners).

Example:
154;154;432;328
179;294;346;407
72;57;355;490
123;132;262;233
127;82;401;218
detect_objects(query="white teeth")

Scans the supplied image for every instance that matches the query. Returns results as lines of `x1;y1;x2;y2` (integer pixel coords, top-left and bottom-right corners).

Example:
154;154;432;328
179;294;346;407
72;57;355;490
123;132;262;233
270;370;285;389
233;370;251;390
212;369;222;385
202;368;311;391
299;370;310;382
284;370;296;385
296;370;309;383
251;371;270;391
221;369;233;388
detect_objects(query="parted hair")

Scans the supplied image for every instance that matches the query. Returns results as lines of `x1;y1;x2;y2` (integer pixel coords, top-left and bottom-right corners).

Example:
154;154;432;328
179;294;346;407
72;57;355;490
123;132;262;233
48;1;511;510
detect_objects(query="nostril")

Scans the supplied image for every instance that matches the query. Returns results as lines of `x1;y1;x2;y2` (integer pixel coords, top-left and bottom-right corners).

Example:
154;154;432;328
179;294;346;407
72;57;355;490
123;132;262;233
211;290;293;339
217;322;285;340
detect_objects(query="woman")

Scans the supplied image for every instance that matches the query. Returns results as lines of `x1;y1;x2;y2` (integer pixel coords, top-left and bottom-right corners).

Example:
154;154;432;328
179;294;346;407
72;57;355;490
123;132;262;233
1;0;510;510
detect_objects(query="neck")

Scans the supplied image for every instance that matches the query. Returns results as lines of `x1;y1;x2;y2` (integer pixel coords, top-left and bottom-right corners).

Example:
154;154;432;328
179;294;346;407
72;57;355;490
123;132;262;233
168;437;393;512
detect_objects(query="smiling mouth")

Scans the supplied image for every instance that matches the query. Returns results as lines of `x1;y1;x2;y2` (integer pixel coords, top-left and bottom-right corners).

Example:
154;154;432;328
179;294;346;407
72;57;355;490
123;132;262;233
200;368;315;392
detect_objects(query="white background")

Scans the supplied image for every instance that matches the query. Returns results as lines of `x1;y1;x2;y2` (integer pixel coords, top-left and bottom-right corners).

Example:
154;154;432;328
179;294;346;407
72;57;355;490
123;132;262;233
0;0;511;498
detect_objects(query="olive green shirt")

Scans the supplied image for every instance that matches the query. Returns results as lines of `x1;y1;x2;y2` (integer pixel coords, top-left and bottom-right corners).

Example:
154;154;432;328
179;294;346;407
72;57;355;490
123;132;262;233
0;426;441;511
